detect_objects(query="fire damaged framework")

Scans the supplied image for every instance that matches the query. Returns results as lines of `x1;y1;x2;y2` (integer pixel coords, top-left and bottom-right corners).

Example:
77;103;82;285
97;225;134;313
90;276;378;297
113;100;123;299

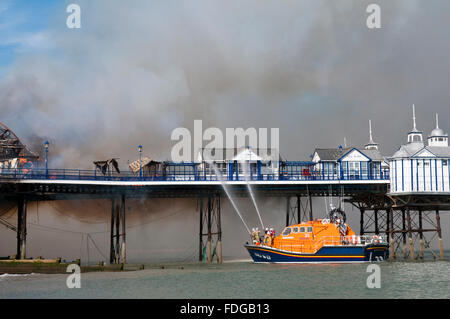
0;122;38;164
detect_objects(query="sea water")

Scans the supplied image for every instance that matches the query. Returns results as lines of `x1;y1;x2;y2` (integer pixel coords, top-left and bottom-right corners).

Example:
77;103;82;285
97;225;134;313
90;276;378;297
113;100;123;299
1;257;449;299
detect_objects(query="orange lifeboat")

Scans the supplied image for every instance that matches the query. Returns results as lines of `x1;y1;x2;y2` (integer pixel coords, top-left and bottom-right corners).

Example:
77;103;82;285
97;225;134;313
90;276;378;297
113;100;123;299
245;207;389;263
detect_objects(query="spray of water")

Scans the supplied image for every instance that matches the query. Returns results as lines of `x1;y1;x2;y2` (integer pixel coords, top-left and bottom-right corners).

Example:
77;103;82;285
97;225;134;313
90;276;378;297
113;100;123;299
205;159;251;235
240;160;264;230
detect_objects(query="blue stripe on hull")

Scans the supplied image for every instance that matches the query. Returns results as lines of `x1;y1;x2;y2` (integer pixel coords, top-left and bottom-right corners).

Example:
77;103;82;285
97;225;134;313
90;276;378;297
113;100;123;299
245;244;389;263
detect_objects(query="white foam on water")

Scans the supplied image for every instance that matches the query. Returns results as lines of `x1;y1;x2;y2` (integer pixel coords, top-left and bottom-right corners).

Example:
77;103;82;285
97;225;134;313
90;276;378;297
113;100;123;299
0;273;34;281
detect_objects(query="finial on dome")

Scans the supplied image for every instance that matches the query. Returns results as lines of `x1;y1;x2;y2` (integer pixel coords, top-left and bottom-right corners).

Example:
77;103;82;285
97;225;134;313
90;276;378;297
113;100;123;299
369;120;374;144
428;112;448;147
365;119;379;150
407;104;423;144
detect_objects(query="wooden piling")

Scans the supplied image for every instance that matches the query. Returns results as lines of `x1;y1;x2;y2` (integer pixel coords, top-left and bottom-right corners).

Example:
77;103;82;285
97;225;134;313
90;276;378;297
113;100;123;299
121;194;126;264
216;240;222;264
207;196;212;263
401;209;407;259
16;197;27;260
388;208;395;260
418;210;424;259
307;186;313;221
406;208;415;260
217;195;222;264
285;196;290;227
359;208;365;236
436;210;444;260
115;200;120;263
110;198;115;264
374;209;379;235
199;197;203;262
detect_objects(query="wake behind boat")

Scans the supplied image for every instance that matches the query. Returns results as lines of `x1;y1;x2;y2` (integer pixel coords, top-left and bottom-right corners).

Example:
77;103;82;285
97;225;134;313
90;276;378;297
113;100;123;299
245;207;389;263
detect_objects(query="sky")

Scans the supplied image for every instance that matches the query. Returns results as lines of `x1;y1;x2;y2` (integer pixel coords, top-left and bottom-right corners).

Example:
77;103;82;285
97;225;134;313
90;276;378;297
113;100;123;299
3;0;450;168
1;1;450;261
0;1;62;75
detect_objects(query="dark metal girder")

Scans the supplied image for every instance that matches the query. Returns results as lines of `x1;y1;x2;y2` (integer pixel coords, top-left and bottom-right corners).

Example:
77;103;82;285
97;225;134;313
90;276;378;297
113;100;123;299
0;181;388;201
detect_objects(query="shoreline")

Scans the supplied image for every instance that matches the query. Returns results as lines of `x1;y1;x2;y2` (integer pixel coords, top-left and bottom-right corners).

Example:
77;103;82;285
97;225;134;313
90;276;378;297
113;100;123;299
0;258;255;275
1;255;448;275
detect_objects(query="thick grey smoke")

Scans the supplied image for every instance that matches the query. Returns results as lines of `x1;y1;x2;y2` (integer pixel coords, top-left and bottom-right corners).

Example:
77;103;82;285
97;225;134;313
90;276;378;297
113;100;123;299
2;0;448;169
2;1;450;262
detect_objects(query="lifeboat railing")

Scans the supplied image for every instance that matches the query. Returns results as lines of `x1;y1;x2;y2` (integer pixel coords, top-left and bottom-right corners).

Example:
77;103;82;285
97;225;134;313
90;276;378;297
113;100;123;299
272;235;387;254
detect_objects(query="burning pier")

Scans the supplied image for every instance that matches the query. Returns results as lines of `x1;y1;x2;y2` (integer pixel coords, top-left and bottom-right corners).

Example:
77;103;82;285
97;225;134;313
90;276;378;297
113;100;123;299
0;109;448;264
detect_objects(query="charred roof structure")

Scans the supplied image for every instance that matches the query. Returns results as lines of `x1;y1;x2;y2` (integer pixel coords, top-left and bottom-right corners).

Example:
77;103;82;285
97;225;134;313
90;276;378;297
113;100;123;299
93;159;121;175
129;157;162;174
0;122;39;161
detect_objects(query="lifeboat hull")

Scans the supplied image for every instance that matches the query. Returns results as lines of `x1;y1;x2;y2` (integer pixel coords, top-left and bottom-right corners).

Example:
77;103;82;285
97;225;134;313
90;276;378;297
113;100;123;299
245;244;389;263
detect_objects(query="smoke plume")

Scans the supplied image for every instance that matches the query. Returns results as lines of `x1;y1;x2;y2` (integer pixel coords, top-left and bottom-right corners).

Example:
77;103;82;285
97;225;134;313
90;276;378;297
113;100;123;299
2;0;449;169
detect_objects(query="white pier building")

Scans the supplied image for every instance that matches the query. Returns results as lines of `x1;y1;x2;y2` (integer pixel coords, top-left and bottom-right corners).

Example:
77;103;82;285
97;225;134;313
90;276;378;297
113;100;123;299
389;106;450;194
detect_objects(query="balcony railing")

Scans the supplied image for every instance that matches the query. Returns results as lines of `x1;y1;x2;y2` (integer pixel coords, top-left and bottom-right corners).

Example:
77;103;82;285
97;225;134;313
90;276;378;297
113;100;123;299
0;167;390;182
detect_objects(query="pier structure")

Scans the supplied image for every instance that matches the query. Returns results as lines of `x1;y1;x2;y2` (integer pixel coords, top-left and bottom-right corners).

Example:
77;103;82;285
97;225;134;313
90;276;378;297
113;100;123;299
198;193;222;263
110;195;126;264
0;175;388;264
0;111;448;264
387;109;449;259
285;186;313;227
347;109;449;260
345;193;446;260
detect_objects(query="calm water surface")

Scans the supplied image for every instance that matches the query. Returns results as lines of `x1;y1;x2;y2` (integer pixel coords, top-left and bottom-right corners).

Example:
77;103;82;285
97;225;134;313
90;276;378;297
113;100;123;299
1;259;449;299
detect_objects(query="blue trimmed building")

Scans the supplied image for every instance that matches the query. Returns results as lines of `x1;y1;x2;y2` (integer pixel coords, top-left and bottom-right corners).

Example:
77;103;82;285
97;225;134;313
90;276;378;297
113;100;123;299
389;109;450;194
311;121;389;180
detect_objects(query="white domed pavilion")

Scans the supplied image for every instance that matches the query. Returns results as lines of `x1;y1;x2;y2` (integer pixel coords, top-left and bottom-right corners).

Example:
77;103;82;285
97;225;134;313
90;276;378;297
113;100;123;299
389;105;450;194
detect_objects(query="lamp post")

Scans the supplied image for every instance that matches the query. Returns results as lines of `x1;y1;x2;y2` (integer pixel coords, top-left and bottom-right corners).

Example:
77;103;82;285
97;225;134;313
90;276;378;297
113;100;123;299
138;145;143;180
44;141;49;178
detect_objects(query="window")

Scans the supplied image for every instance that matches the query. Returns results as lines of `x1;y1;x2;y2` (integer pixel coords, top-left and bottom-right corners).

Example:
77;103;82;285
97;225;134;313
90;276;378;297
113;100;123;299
307;226;313;233
300;227;305;233
443;160;448;166
361;162;368;176
293;227;299;233
282;228;291;236
348;162;360;176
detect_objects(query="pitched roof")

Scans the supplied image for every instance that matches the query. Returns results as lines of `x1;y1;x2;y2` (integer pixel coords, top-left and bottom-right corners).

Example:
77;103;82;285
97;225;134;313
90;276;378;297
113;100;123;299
360;149;385;161
314;147;384;162
427;146;450;157
313;147;352;161
391;144;450;159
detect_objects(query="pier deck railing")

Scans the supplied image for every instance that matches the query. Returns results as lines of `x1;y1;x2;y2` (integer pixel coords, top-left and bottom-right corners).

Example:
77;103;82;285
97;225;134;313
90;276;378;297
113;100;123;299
0;168;390;182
